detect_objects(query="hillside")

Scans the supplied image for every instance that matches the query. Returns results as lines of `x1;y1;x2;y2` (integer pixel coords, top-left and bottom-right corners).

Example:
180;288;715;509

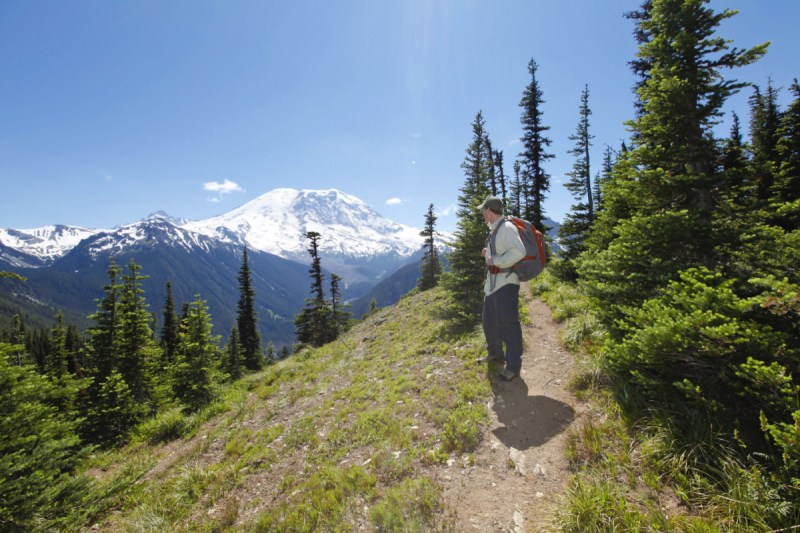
75;285;580;531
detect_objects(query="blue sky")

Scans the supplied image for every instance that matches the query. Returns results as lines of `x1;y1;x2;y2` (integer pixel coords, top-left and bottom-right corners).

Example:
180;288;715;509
1;1;798;233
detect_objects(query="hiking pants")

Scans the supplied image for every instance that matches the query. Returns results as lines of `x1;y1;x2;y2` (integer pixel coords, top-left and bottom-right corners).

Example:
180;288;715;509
482;283;522;373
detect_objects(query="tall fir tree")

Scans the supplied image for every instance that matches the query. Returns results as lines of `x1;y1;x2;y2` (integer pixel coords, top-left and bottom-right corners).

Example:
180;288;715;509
223;325;243;381
581;0;768;317
493;149;507;205
117;259;157;406
518;58;553;230
510;160;523;217
418;203;442;291
237;248;262;370
294;231;335;347
86;260;122;385
160;281;179;362
172;295;221;412
329;273;351;338
774;79;800;226
557;84;595;279
749;81;783;201
441;111;492;326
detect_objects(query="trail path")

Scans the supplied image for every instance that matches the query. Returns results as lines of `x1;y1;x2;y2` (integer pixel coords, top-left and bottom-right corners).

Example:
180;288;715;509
440;290;584;532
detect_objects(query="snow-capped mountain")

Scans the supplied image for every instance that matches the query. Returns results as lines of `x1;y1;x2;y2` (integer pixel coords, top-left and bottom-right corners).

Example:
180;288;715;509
0;224;102;266
184;188;425;261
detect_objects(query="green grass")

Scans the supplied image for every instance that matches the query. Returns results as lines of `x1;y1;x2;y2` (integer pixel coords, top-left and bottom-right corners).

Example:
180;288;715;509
67;287;492;531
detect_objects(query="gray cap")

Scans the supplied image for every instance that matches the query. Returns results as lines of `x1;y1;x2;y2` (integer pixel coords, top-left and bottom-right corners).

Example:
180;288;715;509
480;196;504;213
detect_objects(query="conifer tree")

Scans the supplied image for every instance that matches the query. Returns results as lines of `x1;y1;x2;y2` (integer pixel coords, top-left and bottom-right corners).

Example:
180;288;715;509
441;111;492;326
160;281;179;362
418;203;441;291
494;149;507;204
117;260;156;405
294;232;335;346
237;248;262;370
509;161;523;217
86;260;122;384
749;81;783;201
329;273;351;338
774;79;800;225
172;295;220;411
557;84;595;279
581;0;768;316
0;343;89;529
518;58;553;230
223;325;243;381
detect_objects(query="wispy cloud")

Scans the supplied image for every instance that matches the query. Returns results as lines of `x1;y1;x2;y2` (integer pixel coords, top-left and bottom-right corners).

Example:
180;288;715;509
437;203;458;217
203;179;244;202
386;197;403;206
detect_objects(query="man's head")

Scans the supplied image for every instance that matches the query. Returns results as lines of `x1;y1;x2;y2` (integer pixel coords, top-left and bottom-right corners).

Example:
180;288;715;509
480;196;504;223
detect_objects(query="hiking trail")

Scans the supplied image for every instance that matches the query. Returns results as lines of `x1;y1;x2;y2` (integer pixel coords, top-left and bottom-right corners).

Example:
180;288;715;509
439;289;583;532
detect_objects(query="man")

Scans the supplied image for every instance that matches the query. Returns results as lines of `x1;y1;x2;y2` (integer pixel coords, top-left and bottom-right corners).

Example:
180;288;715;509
479;196;526;381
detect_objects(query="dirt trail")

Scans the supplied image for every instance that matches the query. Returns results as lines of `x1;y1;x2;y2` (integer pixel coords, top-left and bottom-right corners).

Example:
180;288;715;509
440;291;583;532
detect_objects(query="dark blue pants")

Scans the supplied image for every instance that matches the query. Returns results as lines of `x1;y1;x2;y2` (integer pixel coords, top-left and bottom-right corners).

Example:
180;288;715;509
482;284;522;373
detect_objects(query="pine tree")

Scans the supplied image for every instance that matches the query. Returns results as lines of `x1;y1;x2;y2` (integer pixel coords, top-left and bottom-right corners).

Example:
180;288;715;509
223;326;243;381
237;248;262;370
86;260;122;385
494;149;507;205
518;58;553;230
509;160;523;217
160;281;179;362
294;232;335;347
117;259;156;405
774;79;800;226
441;111;492;326
581;0;768;317
0;343;89;529
418;203;441;291
329;273;351;338
172;295;220;411
557;85;595;278
749;81;783;201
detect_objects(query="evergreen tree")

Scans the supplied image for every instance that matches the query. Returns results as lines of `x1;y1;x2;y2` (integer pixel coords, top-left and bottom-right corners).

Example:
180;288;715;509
557;84;595;279
494;149;507;205
0;343;89;529
774;79;800;226
117;260;156;405
749;81;783;201
518;58;553;230
418;203;441;291
581;0;768;317
329;273;351;338
86;260;122;385
160;281;179;362
509;160;523;217
5;314;29;366
223;325;243;381
441;111;492;326
294;232;335;346
172;295;220;411
237;248;262;371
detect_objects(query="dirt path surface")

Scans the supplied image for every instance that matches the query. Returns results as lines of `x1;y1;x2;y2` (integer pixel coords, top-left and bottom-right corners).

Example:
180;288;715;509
440;292;583;532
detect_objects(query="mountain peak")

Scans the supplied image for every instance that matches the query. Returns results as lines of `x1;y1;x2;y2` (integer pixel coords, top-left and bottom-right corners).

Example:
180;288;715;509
184;188;423;261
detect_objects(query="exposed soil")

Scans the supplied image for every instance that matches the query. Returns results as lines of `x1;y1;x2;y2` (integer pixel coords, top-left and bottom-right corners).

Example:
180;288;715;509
439;291;584;532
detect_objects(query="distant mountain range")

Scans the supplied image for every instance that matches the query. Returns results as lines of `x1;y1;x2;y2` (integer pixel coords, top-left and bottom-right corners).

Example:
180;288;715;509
0;189;436;345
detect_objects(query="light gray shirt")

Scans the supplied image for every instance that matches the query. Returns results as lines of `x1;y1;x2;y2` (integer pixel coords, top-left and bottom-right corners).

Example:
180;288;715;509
484;217;526;295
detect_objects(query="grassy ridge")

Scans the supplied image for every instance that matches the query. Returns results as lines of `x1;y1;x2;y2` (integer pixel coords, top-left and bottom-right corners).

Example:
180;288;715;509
72;287;492;531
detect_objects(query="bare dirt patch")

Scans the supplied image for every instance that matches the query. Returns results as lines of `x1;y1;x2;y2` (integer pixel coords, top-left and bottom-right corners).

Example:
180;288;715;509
440;292;584;532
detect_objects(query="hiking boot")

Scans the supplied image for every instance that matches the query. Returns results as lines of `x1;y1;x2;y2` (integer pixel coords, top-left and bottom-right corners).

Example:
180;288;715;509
497;368;519;381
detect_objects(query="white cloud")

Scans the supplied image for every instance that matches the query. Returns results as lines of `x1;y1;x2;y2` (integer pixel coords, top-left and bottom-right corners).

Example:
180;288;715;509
203;179;244;202
203;179;243;194
385;197;403;206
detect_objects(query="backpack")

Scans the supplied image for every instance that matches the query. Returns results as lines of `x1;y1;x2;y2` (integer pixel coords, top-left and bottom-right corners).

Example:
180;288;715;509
489;216;547;282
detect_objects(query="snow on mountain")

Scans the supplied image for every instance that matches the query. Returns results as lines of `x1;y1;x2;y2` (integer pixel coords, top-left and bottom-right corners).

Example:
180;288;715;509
76;217;229;260
0;224;102;264
183;188;425;261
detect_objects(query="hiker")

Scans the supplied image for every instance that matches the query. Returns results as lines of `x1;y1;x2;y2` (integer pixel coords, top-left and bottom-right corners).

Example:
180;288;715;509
478;196;526;381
